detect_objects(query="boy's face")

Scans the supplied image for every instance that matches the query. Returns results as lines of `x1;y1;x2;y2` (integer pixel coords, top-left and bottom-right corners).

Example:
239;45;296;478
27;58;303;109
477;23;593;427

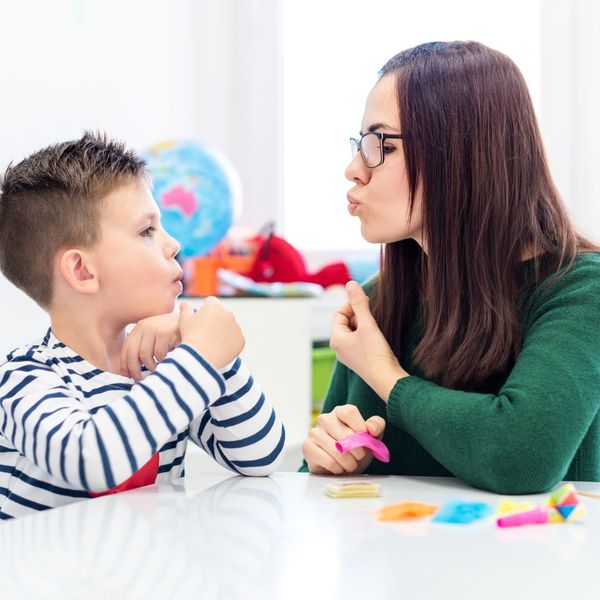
90;179;183;326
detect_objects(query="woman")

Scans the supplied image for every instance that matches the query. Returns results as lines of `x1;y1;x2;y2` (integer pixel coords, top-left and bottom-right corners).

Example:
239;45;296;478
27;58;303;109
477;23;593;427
301;41;600;494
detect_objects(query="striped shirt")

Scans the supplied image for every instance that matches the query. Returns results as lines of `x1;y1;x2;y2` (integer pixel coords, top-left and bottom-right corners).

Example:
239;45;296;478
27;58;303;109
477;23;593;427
0;329;285;519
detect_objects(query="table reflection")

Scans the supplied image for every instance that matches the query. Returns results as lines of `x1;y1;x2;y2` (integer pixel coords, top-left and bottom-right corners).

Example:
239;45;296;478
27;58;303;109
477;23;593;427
0;475;284;600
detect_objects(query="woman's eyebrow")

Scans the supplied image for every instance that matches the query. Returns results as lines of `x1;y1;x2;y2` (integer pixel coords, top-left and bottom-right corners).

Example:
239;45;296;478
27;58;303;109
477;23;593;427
368;122;390;132
360;122;400;135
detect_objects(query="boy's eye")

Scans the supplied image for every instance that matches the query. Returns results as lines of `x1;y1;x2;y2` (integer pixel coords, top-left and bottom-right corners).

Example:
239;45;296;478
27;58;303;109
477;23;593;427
141;226;155;238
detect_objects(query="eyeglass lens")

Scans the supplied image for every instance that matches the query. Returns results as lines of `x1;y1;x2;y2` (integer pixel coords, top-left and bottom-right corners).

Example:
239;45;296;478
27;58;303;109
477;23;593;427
350;133;381;168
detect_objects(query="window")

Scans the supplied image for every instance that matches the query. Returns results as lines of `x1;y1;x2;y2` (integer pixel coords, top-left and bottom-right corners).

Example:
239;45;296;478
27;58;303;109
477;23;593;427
283;0;541;252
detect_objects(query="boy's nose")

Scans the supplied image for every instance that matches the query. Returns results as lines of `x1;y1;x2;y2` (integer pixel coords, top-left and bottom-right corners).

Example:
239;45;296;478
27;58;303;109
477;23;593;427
166;235;180;259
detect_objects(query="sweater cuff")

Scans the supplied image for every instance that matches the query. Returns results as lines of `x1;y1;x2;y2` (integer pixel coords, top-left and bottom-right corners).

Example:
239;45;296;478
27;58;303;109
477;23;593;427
386;375;437;429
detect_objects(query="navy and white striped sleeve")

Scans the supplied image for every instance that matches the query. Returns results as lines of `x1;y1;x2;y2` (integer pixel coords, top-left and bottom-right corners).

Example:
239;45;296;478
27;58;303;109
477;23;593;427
0;344;224;492
187;357;285;476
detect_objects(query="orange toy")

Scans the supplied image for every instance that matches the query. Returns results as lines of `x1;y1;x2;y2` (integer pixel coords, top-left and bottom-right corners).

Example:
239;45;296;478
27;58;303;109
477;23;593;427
377;501;439;521
184;241;255;296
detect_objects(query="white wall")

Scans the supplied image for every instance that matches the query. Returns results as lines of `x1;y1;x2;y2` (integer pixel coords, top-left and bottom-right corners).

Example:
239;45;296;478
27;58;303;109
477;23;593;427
282;0;543;252
540;0;600;241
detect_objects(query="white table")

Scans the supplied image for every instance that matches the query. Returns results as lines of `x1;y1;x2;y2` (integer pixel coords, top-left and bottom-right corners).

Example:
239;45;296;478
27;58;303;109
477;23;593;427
1;473;599;599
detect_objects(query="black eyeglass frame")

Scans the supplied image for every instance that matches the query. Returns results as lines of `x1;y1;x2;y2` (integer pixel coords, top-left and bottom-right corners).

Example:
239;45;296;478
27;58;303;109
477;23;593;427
349;131;404;168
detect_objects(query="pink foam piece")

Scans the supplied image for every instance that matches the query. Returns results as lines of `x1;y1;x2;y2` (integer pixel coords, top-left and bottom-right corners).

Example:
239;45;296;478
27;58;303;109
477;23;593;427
335;431;390;463
496;507;549;528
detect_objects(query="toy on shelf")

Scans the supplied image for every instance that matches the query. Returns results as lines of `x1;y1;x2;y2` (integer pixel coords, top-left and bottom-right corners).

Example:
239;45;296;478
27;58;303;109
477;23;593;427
183;222;380;297
247;223;352;288
216;268;323;298
183;238;255;297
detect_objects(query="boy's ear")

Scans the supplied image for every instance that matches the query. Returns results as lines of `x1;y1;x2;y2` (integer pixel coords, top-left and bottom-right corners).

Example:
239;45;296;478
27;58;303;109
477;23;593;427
58;249;99;294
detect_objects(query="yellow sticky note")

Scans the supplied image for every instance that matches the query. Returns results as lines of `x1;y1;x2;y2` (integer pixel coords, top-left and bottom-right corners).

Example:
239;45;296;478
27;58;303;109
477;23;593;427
496;499;535;517
325;481;381;498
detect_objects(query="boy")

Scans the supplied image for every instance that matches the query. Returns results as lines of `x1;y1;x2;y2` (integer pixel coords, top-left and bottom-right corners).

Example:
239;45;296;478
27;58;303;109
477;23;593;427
0;132;285;519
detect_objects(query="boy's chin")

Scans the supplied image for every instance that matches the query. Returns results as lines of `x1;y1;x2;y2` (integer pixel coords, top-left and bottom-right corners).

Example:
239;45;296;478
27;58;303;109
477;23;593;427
131;302;178;323
160;295;179;313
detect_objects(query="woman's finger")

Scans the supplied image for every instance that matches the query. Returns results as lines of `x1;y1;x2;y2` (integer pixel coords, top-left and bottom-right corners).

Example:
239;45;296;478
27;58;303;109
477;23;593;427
333;404;368;431
304;442;344;475
309;426;360;473
317;410;367;462
366;415;387;439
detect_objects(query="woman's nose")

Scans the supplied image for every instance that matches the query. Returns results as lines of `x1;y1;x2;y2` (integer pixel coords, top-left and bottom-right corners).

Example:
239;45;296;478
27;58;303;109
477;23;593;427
345;152;369;184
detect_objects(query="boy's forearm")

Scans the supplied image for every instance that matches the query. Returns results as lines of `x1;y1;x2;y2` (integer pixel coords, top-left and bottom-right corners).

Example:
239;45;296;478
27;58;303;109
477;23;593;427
188;357;286;476
1;345;225;492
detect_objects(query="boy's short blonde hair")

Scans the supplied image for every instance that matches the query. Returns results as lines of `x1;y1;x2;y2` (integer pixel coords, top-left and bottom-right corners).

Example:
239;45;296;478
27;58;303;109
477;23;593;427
0;132;147;308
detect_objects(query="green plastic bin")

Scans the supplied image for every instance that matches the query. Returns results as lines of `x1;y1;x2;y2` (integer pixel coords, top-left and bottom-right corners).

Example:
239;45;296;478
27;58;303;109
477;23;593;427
311;346;336;424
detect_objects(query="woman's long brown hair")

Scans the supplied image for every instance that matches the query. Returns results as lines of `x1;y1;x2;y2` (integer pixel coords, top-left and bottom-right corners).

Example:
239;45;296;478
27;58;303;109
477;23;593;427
373;41;598;390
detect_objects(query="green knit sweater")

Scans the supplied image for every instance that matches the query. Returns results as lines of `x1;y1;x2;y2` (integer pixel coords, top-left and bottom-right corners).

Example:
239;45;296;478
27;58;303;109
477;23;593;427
300;253;600;494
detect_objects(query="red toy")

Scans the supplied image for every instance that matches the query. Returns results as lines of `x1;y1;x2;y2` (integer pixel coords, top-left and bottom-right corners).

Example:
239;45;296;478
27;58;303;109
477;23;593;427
245;225;351;288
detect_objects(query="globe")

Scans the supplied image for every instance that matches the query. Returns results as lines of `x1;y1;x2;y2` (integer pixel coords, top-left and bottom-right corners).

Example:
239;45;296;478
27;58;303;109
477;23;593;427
143;140;242;259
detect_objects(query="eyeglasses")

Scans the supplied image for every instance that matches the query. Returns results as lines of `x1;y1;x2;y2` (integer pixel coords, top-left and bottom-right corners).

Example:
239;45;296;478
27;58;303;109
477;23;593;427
349;131;403;168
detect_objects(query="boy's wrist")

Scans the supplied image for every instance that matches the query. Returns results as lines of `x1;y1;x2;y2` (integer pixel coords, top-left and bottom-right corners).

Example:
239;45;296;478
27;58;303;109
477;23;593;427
175;343;226;396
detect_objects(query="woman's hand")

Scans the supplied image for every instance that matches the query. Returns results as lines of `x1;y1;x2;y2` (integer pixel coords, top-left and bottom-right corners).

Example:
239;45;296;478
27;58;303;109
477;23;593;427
330;281;407;401
303;404;386;474
121;312;180;380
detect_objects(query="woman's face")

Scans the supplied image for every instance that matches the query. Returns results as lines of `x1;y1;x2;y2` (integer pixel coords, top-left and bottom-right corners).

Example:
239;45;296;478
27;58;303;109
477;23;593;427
345;75;424;247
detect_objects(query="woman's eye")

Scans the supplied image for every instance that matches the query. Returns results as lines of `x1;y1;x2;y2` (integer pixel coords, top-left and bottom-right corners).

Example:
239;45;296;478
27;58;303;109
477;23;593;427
141;226;155;237
383;145;395;154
